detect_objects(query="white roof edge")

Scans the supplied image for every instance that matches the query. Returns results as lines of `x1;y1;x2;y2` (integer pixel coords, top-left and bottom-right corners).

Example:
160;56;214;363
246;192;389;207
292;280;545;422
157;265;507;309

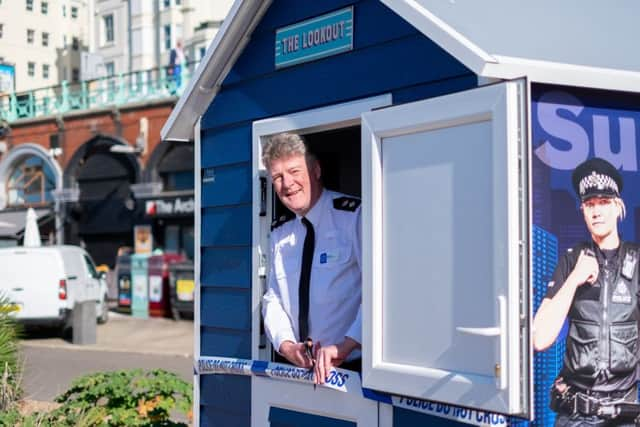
481;55;640;93
161;0;272;142
380;0;497;74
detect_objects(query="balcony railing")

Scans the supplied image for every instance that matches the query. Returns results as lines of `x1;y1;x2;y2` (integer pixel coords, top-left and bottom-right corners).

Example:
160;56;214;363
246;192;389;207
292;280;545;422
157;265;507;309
0;62;199;123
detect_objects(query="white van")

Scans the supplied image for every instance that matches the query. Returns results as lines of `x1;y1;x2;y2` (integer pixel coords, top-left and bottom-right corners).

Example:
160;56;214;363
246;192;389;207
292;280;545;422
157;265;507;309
0;245;109;330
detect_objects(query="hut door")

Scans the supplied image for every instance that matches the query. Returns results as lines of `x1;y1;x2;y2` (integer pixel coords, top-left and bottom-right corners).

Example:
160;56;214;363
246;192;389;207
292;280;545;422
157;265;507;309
360;80;531;417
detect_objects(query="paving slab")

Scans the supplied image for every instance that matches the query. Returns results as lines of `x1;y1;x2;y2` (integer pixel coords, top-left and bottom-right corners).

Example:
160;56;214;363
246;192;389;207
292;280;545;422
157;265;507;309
20;311;194;357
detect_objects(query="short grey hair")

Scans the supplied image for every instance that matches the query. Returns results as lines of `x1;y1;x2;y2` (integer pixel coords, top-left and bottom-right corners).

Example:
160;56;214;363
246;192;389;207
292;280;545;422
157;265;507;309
262;132;315;171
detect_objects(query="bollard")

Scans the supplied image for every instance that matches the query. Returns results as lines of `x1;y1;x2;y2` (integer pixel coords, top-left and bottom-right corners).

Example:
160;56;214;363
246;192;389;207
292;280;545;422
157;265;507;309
72;301;97;345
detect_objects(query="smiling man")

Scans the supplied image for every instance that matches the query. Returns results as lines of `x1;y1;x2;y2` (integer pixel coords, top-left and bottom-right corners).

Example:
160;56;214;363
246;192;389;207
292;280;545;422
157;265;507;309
533;157;640;426
261;132;362;385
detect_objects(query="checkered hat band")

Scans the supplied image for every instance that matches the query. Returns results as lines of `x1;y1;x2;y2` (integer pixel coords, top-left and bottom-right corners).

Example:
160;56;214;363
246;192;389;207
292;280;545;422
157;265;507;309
579;171;619;196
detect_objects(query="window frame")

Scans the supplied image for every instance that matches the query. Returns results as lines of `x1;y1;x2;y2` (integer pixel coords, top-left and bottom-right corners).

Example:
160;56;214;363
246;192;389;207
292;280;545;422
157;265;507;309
103;14;114;44
250;94;392;362
27;29;34;44
27;61;35;77
163;25;171;50
41;1;48;14
42;32;49;47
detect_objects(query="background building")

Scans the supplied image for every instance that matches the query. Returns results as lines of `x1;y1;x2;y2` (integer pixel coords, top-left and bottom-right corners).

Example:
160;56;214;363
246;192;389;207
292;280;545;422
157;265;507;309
88;0;234;79
0;0;88;92
0;0;234;268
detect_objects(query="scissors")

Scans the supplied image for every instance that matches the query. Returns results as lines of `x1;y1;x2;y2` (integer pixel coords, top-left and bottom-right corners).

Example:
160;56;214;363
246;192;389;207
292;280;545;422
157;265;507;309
304;337;316;388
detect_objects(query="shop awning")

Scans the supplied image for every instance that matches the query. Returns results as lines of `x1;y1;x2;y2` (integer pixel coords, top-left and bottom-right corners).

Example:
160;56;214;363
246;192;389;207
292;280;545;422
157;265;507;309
0;208;52;238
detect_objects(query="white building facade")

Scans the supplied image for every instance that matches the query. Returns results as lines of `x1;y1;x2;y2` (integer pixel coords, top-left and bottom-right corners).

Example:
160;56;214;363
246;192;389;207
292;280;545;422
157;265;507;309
0;0;88;93
89;0;234;78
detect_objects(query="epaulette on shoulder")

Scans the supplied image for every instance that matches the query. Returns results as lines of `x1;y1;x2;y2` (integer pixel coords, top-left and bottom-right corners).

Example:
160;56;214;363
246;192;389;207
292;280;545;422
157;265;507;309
333;196;361;212
271;214;294;231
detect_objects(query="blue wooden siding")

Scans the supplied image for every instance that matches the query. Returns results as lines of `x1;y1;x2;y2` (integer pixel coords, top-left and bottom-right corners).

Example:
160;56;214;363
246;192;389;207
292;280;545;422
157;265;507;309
269;407;357;427
393;407;468;426
198;0;477;425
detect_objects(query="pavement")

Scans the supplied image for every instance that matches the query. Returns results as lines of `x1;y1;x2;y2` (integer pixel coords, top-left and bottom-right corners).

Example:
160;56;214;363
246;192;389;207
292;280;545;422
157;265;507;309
20;310;194;357
18;310;195;423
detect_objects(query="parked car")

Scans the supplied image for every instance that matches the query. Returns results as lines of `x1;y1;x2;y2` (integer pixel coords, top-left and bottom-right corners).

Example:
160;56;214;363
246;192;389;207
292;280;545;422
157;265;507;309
0;245;109;331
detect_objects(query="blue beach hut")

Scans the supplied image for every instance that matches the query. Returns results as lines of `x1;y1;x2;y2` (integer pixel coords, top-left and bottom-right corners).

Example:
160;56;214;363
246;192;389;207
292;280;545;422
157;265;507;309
162;1;640;425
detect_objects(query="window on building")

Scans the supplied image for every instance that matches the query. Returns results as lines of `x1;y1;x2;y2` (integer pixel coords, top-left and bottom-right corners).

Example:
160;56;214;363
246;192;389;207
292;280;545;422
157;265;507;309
105;62;115;76
163;0;170;8
164;25;171;50
26;0;33;11
71;6;78;18
27;29;34;44
72;67;79;82
103;14;114;43
72;36;79;50
63;34;67;48
0;24;3;39
62;4;66;17
62;66;67;81
7;156;56;206
42;32;49;46
42;63;49;79
199;47;206;60
175;0;181;5
41;1;47;14
27;62;35;77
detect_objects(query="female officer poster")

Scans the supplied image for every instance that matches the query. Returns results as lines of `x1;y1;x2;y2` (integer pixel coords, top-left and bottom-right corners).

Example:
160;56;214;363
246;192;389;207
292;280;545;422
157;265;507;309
531;84;640;426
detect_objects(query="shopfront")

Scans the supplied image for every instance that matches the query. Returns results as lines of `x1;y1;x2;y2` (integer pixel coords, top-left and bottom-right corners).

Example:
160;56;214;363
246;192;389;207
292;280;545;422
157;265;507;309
64;134;140;267
0;143;60;245
139;140;195;259
162;1;640;426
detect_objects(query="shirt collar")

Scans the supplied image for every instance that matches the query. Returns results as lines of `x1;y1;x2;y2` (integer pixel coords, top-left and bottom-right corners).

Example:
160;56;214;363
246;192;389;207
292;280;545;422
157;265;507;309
298;188;327;228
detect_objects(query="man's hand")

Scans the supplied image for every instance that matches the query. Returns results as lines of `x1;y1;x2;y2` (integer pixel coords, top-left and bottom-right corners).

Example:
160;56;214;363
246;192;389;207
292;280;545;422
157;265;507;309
279;341;313;368
313;337;360;385
569;249;599;286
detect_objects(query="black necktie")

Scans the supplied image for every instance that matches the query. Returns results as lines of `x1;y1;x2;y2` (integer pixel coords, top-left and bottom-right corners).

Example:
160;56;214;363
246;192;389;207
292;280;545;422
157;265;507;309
298;217;315;342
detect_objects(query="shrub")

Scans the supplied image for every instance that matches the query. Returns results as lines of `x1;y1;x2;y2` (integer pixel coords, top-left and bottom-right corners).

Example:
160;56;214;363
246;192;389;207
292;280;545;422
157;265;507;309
46;369;192;426
0;293;22;411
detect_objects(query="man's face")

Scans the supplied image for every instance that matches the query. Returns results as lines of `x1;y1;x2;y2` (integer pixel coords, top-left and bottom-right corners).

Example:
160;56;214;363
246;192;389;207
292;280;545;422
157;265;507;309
269;154;322;217
581;196;619;240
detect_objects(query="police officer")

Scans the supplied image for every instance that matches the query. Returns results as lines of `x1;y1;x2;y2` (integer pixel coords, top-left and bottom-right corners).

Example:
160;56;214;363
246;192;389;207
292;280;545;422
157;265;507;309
261;132;362;385
533;157;640;426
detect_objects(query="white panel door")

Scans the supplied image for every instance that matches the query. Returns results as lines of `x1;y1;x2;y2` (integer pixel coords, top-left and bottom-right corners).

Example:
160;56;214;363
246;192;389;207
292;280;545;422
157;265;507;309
361;80;530;416
251;376;380;427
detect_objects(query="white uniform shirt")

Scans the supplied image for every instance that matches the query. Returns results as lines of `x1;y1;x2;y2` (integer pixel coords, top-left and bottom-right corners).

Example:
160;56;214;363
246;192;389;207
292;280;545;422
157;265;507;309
262;189;362;360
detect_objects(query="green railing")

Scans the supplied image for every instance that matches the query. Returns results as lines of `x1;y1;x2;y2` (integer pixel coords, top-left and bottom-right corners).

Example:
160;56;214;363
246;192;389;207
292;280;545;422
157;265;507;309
0;62;198;122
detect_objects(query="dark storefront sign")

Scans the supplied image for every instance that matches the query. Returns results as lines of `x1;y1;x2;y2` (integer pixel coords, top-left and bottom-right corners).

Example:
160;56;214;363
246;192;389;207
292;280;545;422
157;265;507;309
144;196;194;217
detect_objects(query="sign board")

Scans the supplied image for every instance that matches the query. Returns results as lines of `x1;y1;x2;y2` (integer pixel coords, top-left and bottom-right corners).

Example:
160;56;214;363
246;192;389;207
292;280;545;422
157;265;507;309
530;83;640;425
145;196;194;217
0;63;15;95
134;225;153;254
275;7;353;69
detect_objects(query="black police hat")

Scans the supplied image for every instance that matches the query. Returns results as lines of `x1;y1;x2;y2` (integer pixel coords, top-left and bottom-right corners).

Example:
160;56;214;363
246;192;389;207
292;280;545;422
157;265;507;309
571;157;623;201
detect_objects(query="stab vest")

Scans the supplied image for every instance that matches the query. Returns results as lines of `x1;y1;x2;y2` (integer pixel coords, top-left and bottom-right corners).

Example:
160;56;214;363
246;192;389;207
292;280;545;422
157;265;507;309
563;241;640;389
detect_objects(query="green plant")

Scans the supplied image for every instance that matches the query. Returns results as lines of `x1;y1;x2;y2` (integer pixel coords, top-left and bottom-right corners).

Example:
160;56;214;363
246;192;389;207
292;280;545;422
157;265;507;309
46;369;192;426
0;293;22;411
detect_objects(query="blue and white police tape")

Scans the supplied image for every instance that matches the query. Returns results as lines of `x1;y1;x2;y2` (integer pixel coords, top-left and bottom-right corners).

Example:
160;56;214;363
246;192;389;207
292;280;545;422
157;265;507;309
362;389;510;427
196;356;516;427
196;356;361;393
